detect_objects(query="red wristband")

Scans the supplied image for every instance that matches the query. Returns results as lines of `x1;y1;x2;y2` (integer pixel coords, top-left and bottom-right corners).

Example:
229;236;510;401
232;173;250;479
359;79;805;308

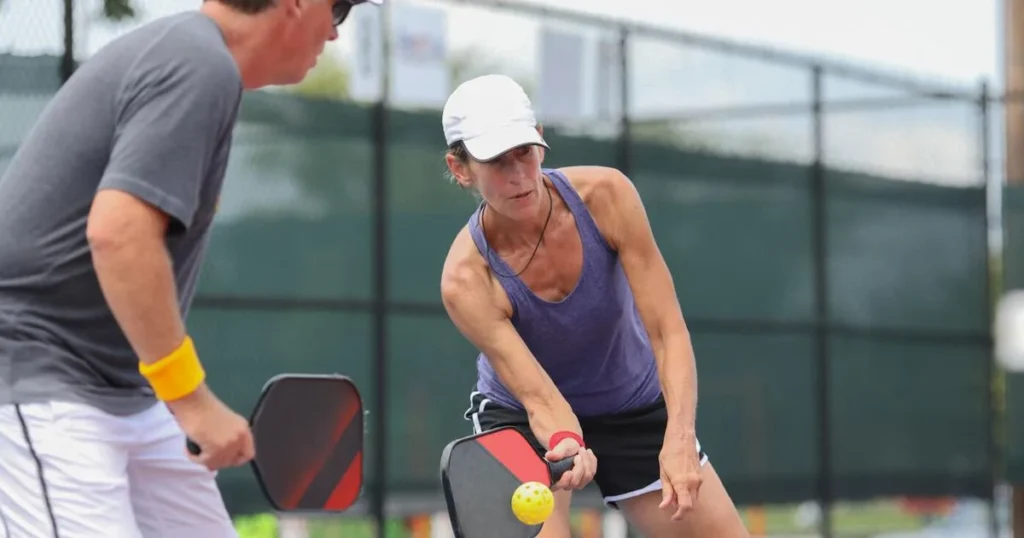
548;431;585;451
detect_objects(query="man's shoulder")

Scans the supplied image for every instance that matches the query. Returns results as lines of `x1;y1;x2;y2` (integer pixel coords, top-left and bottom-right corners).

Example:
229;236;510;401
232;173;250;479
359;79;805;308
99;11;239;98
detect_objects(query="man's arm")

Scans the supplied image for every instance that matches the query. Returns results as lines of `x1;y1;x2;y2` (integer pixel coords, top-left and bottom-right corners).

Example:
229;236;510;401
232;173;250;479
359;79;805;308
90;50;240;400
440;258;580;446
87;191;186;365
599;169;697;439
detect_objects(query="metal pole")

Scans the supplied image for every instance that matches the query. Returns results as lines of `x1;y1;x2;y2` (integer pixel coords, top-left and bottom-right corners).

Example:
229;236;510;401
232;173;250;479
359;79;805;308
60;0;74;83
810;64;833;538
371;4;392;537
980;80;1000;538
617;26;630;176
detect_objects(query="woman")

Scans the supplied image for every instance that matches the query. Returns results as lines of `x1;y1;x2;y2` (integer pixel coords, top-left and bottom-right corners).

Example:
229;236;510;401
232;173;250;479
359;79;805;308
438;74;749;538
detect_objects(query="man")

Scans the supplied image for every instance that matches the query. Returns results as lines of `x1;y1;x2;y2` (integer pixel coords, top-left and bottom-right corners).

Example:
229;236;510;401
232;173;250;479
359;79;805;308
439;75;750;537
0;1;378;536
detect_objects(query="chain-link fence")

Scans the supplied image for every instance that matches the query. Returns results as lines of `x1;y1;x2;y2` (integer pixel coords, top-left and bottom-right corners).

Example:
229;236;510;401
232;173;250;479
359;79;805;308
1;0;1014;536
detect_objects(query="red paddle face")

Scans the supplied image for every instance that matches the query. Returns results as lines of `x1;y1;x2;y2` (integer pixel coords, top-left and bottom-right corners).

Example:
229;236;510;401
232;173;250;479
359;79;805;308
249;374;364;512
441;427;553;538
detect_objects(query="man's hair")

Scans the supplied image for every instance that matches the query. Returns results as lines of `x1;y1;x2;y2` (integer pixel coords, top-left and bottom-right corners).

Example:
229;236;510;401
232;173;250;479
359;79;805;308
207;0;277;14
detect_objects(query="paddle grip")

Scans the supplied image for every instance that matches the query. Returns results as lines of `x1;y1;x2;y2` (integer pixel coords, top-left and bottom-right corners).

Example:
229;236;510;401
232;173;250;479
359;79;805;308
549;458;575;483
186;438;201;456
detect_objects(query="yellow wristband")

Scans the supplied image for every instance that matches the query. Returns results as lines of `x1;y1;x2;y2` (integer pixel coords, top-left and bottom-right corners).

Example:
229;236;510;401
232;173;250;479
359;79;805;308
138;336;206;401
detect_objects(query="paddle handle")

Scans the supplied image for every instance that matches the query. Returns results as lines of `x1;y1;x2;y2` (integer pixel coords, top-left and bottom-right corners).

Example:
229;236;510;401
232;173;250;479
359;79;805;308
549;458;575;483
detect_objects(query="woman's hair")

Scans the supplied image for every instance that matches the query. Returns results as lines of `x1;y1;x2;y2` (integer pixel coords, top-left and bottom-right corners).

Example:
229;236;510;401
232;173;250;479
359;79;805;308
444;141;470;185
444;141;486;201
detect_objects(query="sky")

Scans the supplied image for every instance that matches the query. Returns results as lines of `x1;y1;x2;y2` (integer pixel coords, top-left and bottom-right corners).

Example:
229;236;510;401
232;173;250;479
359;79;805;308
0;0;999;86
0;0;1005;186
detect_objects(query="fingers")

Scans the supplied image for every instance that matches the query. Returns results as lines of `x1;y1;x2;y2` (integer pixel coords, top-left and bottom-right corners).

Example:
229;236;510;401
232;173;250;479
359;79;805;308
675;481;694;510
237;428;256;464
545;438;580;491
229;436;254;468
672;484;693;521
659;470;674;510
548;445;597;492
662;474;703;521
187;426;255;471
544;438;578;462
223;426;255;468
559;449;597;491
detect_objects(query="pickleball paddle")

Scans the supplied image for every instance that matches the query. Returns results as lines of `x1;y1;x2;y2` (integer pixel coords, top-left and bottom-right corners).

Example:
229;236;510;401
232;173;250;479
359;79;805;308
186;373;364;512
440;426;575;538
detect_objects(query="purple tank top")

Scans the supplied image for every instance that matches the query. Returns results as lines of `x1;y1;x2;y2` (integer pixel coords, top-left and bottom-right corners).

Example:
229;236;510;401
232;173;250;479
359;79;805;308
468;169;662;417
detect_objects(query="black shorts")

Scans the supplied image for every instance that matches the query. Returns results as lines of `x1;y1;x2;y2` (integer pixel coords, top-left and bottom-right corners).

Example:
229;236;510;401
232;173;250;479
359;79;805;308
463;391;709;508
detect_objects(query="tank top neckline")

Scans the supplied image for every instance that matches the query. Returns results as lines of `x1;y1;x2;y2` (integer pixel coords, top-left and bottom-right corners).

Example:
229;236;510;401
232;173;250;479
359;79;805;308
472;169;591;306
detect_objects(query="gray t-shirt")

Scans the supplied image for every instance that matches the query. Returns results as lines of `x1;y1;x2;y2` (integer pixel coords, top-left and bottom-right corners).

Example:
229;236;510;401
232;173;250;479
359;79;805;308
0;11;242;416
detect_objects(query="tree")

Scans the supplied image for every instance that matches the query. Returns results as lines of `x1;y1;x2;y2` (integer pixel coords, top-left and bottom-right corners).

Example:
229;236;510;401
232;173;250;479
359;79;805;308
100;0;135;21
0;0;136;20
288;49;350;101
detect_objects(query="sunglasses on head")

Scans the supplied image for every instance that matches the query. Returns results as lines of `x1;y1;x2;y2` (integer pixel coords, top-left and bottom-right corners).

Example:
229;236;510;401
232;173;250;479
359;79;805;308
332;0;369;27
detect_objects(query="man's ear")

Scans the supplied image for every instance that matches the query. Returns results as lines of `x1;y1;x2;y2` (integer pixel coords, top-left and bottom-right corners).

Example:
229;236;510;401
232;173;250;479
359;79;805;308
279;0;301;19
536;124;544;137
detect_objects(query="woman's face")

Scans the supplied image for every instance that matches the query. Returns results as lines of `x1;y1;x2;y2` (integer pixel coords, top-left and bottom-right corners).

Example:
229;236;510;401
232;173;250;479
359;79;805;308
449;144;547;220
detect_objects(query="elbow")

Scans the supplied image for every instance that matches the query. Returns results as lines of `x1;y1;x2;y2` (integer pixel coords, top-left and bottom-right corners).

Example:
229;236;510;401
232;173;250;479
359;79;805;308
86;191;167;257
86;210;143;259
648;319;690;358
86;215;126;256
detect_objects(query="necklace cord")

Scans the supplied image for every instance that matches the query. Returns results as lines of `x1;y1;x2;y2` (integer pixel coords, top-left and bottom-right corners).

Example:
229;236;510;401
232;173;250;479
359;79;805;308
480;179;554;279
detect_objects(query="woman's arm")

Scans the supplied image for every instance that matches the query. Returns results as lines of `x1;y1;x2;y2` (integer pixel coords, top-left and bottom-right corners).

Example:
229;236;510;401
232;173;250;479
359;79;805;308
440;240;600;490
440;246;580;446
589;168;698;440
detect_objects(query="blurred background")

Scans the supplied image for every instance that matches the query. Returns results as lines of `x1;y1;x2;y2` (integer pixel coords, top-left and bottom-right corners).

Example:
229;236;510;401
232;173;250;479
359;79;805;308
0;0;1019;536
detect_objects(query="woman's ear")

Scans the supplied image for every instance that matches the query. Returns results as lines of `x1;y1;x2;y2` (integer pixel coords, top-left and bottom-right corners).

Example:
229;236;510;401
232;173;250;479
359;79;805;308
445;153;474;189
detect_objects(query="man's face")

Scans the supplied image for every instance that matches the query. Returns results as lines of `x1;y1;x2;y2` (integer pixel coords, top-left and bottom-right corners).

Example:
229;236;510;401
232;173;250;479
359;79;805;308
265;0;343;85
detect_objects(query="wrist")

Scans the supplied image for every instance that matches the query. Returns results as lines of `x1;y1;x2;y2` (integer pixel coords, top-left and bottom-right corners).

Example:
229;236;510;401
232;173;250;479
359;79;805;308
165;383;211;415
549;430;585;451
139;335;207;402
665;419;696;440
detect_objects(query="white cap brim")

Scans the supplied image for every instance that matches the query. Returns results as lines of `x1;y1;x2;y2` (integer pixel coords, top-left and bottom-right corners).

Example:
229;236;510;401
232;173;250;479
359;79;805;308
462;124;549;162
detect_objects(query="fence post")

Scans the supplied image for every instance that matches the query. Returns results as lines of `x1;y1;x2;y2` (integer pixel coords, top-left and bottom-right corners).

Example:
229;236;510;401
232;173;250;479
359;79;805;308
810;64;833;538
60;0;74;83
371;3;393;537
978;80;1000;538
617;25;630;177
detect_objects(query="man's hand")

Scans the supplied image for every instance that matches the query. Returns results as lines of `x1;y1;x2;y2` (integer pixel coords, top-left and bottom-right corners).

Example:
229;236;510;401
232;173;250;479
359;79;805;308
544;436;598;492
167;385;255;471
658;433;703;520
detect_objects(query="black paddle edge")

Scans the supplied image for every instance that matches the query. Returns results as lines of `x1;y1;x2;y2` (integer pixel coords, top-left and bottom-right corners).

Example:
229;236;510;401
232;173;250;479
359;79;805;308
439;437;470;538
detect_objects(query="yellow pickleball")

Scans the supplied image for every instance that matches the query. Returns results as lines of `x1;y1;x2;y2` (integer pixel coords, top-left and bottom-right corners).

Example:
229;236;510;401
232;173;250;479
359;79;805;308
511;481;555;525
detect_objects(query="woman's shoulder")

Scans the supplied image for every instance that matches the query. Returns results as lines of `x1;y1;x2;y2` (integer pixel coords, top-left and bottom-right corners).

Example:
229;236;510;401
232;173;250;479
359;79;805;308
440;223;515;318
553;166;639;242
552;165;632;209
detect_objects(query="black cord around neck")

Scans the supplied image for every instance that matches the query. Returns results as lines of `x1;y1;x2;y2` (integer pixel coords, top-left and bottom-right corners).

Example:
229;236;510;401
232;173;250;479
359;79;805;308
480;180;554;279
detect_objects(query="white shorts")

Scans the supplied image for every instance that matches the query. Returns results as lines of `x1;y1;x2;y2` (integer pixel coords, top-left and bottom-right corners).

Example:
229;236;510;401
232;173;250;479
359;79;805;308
0;400;237;538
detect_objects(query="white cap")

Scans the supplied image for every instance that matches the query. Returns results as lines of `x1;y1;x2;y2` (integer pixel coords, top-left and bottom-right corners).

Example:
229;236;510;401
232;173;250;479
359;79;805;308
442;74;549;162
